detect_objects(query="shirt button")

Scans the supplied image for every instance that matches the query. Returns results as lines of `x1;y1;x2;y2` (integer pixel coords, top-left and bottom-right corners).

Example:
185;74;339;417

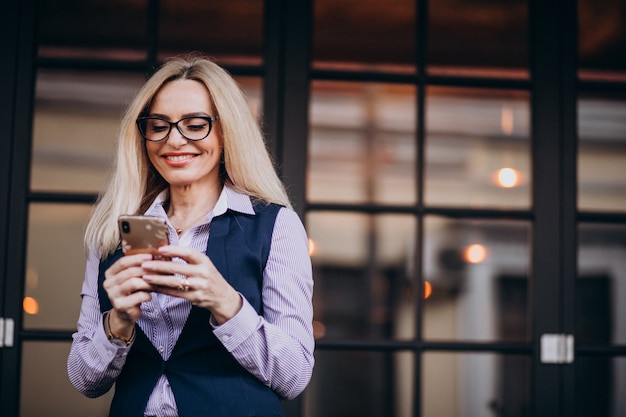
223;335;231;341
158;346;164;352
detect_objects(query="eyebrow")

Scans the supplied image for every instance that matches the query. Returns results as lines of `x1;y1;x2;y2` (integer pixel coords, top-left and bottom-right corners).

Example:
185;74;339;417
146;112;212;120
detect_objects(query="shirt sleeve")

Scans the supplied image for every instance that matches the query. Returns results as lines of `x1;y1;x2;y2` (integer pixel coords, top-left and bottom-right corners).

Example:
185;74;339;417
67;250;133;398
212;207;315;399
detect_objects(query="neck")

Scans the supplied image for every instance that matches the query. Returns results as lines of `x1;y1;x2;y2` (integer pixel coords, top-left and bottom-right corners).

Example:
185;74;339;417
167;182;223;234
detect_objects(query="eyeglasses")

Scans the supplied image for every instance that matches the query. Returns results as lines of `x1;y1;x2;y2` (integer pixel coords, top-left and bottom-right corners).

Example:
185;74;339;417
136;115;219;142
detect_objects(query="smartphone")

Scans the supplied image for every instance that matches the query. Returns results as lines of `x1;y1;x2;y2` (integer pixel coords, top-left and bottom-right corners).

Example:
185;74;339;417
118;215;170;260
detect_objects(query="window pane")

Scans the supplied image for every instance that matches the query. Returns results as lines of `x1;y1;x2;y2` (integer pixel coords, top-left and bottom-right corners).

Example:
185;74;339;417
307;212;417;340
305;350;414;417
308;81;417;205
575;356;626;417
578;94;626;212
423;217;530;342
21;341;112;417
428;0;528;79
235;77;263;121
38;0;147;60
578;223;626;345
425;87;530;209
32;70;144;193
422;352;531;417
313;0;416;72
159;0;264;65
578;0;626;81
24;204;92;330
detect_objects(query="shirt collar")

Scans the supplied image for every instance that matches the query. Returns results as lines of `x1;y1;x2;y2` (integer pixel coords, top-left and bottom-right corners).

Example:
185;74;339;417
146;184;255;217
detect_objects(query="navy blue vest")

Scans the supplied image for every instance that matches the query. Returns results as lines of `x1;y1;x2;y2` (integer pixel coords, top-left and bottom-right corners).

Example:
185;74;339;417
98;202;284;417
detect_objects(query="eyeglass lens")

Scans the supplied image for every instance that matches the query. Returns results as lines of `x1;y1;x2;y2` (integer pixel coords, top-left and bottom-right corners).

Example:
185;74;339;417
138;117;214;141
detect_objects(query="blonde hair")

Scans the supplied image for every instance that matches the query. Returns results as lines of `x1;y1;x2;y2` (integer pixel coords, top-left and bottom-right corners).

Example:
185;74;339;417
85;55;291;256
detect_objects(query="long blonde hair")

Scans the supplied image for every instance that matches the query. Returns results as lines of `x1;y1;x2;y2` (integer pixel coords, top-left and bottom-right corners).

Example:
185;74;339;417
85;55;291;256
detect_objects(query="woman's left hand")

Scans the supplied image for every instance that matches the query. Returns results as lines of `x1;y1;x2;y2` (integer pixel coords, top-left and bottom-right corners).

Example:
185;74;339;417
140;245;243;324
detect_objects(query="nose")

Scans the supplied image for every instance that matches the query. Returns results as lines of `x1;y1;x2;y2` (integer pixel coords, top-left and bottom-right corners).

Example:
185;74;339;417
166;124;188;147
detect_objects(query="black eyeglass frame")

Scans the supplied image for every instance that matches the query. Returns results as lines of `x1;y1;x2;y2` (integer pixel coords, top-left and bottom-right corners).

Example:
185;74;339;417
136;115;219;142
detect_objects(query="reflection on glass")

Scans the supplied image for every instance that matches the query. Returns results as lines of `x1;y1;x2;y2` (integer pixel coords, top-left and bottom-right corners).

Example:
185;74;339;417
159;0;264;65
32;71;262;194
578;94;626;211
234;77;263;121
32;70;144;193
313;0;416;72
305;350;414;417
575;356;626;417
38;1;147;60
422;216;530;342
21;341;113;417
24;204;92;330
578;223;626;345
428;0;528;79
578;0;626;80
308;81;417;204
425;87;530;208
307;212;417;340
422;352;530;417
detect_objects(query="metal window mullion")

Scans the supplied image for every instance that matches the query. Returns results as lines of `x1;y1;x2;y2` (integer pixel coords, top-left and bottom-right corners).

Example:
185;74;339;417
1;1;38;416
529;0;578;416
413;0;428;416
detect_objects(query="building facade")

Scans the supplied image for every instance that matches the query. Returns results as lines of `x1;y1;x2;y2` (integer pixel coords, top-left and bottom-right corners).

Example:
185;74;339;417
1;0;625;416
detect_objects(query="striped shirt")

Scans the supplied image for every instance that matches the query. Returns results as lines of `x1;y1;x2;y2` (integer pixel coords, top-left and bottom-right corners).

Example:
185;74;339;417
67;185;315;417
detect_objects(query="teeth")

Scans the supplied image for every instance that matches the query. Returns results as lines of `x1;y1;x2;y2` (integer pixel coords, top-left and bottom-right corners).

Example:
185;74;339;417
166;155;193;162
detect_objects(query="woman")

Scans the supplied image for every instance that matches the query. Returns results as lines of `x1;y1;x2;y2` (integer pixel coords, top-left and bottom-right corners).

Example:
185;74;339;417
67;55;314;417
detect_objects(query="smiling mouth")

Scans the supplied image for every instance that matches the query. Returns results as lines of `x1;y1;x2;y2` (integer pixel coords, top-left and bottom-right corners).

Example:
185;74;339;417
165;154;195;162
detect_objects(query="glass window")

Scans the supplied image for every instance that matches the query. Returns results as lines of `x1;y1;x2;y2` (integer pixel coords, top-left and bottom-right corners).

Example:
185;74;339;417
234;77;263;121
305;350;413;417
159;0;264;65
425;87;531;209
578;223;626;345
313;0;416;72
422;352;531;417
428;0;528;79
38;0;147;60
422;216;530;342
575;356;626;417
21;341;113;417
578;93;626;212
23;204;93;330
307;212;417;340
578;0;626;81
32;70;144;193
308;81;417;205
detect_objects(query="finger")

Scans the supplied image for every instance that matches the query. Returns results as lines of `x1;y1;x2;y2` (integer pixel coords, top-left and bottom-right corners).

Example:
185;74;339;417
116;289;153;308
104;266;153;295
108;253;154;275
157;245;208;264
104;254;152;278
142;274;192;293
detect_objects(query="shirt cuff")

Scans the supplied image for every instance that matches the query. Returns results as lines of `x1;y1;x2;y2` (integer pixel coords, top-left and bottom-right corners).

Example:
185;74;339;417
211;296;261;351
93;315;132;360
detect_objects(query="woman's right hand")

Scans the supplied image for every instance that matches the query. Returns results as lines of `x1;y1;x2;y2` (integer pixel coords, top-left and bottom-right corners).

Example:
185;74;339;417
103;253;155;338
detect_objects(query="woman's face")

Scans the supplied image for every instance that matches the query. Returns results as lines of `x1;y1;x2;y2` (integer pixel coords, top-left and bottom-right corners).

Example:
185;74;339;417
144;79;223;189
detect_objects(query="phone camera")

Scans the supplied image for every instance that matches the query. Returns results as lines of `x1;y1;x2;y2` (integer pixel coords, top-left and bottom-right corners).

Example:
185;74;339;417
121;221;131;233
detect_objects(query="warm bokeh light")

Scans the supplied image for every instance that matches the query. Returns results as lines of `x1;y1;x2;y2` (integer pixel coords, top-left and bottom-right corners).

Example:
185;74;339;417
308;238;317;256
312;320;326;339
464;244;487;264
23;297;39;315
496;167;520;188
501;106;514;135
424;281;433;299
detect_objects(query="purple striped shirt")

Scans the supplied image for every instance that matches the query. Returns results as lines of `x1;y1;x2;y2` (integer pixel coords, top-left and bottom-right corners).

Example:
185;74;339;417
67;186;315;417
